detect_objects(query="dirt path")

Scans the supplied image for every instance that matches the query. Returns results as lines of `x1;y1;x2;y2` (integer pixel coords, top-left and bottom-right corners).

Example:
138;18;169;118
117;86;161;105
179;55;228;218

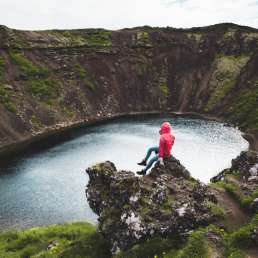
214;188;251;231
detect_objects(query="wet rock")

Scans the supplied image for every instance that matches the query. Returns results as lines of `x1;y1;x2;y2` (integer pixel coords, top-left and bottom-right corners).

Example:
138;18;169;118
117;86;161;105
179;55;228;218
86;156;219;254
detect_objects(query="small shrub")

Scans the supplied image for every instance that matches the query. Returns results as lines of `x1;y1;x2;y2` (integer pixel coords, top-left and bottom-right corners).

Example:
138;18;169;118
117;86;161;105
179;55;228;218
173;231;209;258
0;84;16;112
26;79;59;100
75;64;97;92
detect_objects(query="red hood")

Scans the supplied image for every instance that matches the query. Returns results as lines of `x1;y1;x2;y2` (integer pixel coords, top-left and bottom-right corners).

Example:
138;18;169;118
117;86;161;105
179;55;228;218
159;122;171;135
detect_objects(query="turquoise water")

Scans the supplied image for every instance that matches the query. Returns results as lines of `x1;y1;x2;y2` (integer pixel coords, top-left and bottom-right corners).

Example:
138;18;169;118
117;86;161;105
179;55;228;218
0;116;248;230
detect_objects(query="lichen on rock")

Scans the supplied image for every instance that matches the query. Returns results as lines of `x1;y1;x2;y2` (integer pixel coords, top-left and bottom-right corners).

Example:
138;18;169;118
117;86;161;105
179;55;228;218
85;156;220;254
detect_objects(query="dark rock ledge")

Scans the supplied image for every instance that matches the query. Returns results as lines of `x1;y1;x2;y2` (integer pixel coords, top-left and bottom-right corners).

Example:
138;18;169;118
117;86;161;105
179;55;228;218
85;156;221;254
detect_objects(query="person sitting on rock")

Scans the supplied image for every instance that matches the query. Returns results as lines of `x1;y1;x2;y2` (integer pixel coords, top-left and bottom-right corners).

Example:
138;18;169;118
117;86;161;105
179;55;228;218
137;121;175;175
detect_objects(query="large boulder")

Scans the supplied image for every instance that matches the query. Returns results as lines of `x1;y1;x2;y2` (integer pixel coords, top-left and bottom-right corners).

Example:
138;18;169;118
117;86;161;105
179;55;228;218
86;156;219;254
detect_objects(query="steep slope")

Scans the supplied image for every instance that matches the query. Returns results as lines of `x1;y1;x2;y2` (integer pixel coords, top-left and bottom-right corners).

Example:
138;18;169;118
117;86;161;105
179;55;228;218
0;23;258;155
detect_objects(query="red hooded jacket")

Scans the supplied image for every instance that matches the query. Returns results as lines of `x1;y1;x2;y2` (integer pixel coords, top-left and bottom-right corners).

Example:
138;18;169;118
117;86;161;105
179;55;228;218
158;122;175;158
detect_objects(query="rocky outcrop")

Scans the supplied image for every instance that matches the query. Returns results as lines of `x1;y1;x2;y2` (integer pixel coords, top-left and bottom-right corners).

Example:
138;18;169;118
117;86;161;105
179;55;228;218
0;23;258;156
86;156;221;254
211;151;258;213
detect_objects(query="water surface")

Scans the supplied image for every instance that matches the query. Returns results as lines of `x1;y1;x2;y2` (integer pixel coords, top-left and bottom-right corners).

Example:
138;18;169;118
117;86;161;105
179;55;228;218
0;116;248;230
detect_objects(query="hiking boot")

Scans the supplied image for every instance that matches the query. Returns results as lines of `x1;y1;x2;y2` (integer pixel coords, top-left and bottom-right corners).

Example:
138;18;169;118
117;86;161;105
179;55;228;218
137;160;146;166
136;170;146;176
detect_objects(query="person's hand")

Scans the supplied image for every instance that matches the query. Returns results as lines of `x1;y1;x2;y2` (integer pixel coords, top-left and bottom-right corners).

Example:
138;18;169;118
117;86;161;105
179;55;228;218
158;157;164;166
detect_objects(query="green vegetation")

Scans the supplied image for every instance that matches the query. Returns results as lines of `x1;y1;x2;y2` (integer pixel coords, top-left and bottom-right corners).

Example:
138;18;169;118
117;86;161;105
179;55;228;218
9;50;60;102
186;33;203;42
224;214;258;257
167;230;210;258
75;64;97;92
26;79;59;101
0;56;5;77
227;81;258;129
205;55;249;112
210;179;258;210
9;51;49;78
0;84;16;112
30;115;43;129
134;31;151;47
0;222;110;258
204;201;226;219
1;217;257;258
62;106;75;118
160;84;169;97
115;237;179;258
84;30;112;46
0;56;16;112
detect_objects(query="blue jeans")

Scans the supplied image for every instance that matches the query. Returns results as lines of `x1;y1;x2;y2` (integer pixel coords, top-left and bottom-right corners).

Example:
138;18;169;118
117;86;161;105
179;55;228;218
143;146;159;172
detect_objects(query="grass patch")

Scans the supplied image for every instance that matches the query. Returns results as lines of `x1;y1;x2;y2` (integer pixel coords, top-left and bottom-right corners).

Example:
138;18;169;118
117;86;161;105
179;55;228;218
9;51;49;78
0;222;110;258
85;30;112;46
168;231;210;258
0;84;16;112
26;79;59;101
115;237;179;258
224;214;258;257
204;201;226;219
75;64;97;92
9;51;59;102
205;55;249;111
227;82;258;129
210;180;258;210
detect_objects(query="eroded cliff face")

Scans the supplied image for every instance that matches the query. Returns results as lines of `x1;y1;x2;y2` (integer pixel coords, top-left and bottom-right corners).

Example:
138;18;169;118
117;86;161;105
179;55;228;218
0;23;258;154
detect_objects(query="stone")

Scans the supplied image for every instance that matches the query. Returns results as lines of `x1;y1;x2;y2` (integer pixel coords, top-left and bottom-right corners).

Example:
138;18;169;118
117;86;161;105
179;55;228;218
85;157;219;254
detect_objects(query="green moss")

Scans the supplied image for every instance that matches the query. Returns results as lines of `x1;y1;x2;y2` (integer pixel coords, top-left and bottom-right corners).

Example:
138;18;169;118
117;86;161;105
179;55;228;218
0;84;16;112
0;56;5;76
0;222;110;258
160;84;169;97
75;64;97;92
9;51;49;78
205;55;249;111
134;31;151;47
26;79;59;101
